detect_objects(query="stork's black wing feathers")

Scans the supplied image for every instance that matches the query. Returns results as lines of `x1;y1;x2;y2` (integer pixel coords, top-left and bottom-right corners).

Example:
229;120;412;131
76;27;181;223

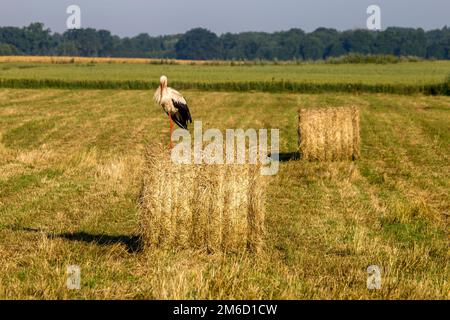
172;99;192;130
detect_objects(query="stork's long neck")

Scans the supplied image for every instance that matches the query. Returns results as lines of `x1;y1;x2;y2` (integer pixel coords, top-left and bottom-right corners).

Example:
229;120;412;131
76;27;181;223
160;83;165;100
161;82;168;97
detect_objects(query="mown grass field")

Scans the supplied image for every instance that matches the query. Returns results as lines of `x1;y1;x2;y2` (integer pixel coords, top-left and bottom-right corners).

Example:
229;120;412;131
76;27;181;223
0;85;448;299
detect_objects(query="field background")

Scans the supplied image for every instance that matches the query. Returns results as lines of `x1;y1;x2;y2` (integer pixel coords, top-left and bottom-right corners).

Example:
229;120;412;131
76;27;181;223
0;59;449;299
1;60;449;84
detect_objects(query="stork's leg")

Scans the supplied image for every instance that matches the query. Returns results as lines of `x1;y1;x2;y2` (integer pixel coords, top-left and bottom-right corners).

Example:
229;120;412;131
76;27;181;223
169;113;174;149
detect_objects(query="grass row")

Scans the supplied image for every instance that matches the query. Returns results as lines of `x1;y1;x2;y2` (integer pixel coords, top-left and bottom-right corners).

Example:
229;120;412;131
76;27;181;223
1;78;449;95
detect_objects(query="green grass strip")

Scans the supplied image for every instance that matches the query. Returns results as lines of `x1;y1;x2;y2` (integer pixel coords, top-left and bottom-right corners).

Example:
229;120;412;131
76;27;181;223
0;78;448;95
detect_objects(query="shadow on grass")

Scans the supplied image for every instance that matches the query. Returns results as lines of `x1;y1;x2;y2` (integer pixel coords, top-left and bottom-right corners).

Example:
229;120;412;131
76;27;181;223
10;226;143;253
270;152;301;162
53;232;144;253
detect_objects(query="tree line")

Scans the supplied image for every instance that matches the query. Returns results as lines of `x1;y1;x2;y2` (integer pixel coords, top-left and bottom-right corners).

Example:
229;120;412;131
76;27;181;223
0;23;449;60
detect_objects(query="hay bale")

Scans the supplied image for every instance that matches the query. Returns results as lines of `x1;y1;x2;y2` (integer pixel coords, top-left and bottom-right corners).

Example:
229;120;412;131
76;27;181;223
298;106;360;161
138;144;266;253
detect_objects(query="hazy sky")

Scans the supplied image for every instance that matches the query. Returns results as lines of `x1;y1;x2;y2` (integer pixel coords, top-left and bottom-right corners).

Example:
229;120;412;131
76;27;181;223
1;0;448;36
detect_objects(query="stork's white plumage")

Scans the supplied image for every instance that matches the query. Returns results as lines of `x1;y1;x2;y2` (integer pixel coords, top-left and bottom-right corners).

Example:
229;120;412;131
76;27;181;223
154;75;192;148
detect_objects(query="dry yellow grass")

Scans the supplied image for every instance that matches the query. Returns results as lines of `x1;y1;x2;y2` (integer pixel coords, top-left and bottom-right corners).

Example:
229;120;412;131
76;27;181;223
0;55;326;66
0;56;242;65
0;55;179;64
138;144;266;253
0;90;448;299
298;106;360;161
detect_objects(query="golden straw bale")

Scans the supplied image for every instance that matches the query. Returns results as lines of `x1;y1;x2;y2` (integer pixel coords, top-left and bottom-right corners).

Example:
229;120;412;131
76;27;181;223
138;144;266;253
298;106;360;161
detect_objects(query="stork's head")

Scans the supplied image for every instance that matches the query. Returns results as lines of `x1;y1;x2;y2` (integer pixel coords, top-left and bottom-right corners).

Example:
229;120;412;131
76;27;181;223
160;75;168;89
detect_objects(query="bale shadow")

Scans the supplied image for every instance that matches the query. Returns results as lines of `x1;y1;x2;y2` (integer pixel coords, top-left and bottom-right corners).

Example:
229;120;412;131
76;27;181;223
9;226;143;253
269;152;301;162
52;232;144;253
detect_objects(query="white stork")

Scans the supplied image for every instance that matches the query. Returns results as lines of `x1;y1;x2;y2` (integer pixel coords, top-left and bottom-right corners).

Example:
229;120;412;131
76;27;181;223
154;75;192;148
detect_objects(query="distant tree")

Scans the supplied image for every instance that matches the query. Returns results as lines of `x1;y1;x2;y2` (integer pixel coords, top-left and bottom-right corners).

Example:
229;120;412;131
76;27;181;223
0;26;28;53
373;27;400;55
398;28;427;57
0;43;21;55
55;40;79;56
0;22;449;61
342;30;375;54
240;33;267;60
24;22;54;55
222;32;262;60
63;28;102;56
325;40;346;58
312;28;340;59
426;27;450;59
97;30;115;56
374;27;427;57
301;35;324;60
175;28;221;60
221;32;239;60
273;28;305;60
